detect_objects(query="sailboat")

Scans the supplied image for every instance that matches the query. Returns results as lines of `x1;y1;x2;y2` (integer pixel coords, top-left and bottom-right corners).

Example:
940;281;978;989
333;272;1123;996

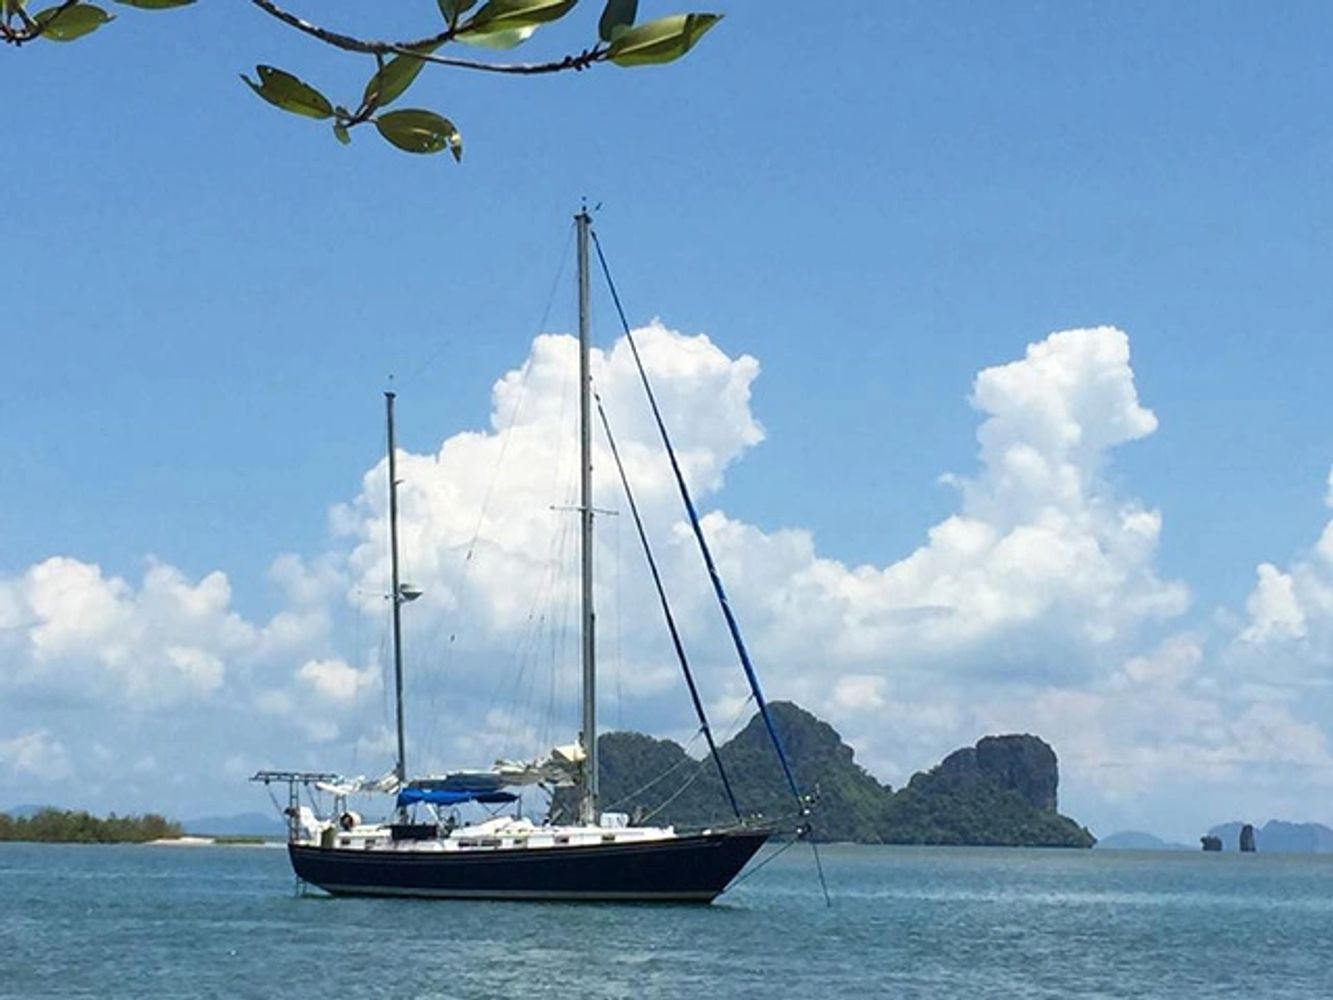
253;211;805;902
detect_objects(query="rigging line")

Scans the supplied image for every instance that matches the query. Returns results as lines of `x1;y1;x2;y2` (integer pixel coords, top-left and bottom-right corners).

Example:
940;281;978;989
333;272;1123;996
413;222;574;385
458;222;575;594
345;594;367;774
717;805;830;905
594;391;742;820
600;730;706;812
709;691;758;796
376;612;392;770
590;229;806;813
712;691;756;747
481;482;562;736
471;230;579;754
808;835;832;908
540;495;577;754
263;783;286;820
725;834;801;890
489;519;564;748
637;752;711;825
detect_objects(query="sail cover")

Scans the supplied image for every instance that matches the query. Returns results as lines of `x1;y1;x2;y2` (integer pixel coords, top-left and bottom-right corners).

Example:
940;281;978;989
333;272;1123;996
493;742;584;787
396;787;518;808
411;772;508;793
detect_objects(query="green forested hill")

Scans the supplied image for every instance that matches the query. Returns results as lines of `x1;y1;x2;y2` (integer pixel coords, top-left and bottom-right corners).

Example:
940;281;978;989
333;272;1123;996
554;702;1094;847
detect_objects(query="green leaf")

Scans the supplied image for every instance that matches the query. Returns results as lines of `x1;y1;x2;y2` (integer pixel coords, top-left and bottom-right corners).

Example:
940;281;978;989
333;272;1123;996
468;0;575;32
455;24;535;49
607;12;720;67
112;0;194;8
332;123;351;146
34;3;113;41
598;0;635;42
240;65;334;120
436;0;477;24
362;45;440;112
375;109;462;161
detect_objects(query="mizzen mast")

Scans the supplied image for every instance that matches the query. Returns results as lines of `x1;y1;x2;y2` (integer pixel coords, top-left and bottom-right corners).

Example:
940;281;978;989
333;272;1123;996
385;391;409;793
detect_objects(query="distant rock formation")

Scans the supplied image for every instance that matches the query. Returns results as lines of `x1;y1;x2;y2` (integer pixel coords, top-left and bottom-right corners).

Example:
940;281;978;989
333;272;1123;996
1239;823;1256;853
555;703;1093;847
1208;819;1333;853
885;733;1092;847
1201;836;1222;851
915;735;1058;811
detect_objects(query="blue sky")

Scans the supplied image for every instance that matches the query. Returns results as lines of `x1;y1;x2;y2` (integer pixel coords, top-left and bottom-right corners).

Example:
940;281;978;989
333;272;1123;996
4;2;1333;841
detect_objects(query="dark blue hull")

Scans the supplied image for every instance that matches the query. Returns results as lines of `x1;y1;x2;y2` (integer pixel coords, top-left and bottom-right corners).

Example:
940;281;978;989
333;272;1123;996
289;829;769;902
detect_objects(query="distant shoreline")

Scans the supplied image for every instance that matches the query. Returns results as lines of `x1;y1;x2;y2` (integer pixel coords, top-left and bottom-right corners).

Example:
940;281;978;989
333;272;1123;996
0;834;283;848
1;808;276;846
146;836;283;848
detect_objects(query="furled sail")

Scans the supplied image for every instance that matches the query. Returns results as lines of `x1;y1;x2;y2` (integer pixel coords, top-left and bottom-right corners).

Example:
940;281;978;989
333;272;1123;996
408;743;585;793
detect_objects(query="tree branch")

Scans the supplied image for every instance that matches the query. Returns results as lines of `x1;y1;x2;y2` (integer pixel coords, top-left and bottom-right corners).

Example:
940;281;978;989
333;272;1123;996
403;45;607;75
2;0;80;47
247;0;457;56
245;0;608;75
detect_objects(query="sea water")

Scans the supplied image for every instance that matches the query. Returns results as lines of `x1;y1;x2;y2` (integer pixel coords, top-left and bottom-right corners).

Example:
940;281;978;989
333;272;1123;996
2;842;1330;998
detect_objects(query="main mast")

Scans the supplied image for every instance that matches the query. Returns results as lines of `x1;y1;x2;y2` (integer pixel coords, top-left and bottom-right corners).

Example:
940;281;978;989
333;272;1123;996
577;208;598;825
385;391;408;794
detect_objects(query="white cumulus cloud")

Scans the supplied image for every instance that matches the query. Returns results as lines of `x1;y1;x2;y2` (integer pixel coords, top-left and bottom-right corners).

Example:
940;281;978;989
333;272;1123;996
687;325;1187;683
0;729;72;782
1240;564;1307;644
1234;465;1333;667
0;558;255;707
298;658;378;704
